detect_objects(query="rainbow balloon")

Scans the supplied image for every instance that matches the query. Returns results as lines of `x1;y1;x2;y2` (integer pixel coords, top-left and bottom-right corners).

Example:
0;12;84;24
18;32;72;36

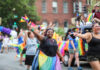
87;13;93;22
0;26;11;35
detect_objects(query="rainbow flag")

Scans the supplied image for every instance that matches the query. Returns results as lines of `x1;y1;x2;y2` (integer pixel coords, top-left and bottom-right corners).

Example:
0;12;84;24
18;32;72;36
58;41;69;56
11;42;26;57
20;15;29;23
78;38;85;56
28;21;32;25
20;18;26;22
87;13;93;22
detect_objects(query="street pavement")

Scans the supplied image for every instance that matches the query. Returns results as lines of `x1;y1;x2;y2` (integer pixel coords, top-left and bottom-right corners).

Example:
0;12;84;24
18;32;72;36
0;50;92;70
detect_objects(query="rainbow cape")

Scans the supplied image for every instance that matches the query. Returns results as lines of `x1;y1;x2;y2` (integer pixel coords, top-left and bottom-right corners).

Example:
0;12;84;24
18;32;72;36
87;13;93;22
32;50;62;70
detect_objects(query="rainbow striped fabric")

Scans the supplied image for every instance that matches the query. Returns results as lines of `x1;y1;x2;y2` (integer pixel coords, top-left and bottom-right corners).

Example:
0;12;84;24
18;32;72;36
57;38;86;56
78;38;85;56
32;50;62;70
87;13;93;22
39;51;56;70
58;41;69;56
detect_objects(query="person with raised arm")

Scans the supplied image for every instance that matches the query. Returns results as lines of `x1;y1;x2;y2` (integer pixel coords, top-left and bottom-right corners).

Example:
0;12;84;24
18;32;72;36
74;23;100;70
29;23;64;70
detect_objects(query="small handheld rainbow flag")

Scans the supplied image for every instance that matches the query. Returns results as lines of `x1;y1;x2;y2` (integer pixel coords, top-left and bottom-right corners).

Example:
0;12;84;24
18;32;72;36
20;15;29;23
28;21;36;27
20;18;26;22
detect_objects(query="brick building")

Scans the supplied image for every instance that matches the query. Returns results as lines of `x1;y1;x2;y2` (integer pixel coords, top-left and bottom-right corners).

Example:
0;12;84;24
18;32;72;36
35;0;88;31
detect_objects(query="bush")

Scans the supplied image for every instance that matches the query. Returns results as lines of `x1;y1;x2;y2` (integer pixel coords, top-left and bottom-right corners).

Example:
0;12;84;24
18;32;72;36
54;27;65;37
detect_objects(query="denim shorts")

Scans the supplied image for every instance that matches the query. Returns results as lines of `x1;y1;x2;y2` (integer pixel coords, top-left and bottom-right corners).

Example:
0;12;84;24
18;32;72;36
68;48;79;54
87;56;100;62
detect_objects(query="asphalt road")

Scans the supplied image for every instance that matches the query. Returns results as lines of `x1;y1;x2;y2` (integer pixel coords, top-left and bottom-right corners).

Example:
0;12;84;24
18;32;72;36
0;50;92;70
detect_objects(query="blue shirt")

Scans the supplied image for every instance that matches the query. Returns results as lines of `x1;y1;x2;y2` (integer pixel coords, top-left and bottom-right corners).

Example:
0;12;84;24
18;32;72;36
68;35;78;49
18;37;24;44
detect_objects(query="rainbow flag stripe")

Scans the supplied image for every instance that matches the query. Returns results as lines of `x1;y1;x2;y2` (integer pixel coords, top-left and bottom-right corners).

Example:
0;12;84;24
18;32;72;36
78;38;85;56
39;51;56;70
58;41;69;56
32;50;62;70
87;13;93;22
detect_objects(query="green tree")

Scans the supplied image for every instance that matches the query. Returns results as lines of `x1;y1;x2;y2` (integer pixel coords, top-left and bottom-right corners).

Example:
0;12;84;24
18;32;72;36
55;27;65;37
88;0;99;13
0;0;40;28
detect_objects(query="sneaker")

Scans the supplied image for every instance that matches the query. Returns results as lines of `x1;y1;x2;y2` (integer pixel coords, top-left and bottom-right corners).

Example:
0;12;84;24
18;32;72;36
68;67;74;70
78;67;82;70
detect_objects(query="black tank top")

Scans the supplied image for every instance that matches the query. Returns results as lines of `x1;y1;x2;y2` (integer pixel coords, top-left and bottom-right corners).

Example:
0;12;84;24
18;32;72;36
88;35;100;56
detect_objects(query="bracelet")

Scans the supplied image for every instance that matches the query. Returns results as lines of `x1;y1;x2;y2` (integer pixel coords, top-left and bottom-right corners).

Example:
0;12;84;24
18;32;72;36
31;28;34;32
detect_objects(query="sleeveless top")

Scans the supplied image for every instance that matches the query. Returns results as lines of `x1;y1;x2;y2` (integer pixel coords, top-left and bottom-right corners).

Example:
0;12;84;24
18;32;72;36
88;35;100;56
39;37;58;57
26;38;37;55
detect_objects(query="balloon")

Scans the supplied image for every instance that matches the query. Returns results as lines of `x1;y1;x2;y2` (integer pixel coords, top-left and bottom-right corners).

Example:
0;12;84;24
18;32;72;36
2;27;11;35
10;30;17;38
85;22;92;27
0;26;3;31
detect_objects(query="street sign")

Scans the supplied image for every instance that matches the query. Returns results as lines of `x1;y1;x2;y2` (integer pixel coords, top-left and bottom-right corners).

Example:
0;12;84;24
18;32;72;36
0;17;2;25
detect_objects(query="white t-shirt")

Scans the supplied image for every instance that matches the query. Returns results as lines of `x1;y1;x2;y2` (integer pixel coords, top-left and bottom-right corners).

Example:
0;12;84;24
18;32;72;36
76;20;85;29
26;38;37;55
2;37;9;47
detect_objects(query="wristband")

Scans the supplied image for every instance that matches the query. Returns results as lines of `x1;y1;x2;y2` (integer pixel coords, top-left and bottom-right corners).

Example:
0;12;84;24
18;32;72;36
31;28;34;32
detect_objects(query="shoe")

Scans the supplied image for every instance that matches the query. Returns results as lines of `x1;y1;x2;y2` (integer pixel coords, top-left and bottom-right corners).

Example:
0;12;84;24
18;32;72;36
68;67;73;70
78;67;82;70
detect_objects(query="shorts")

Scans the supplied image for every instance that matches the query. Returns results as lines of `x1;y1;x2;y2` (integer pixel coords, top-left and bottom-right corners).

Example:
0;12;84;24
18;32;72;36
25;55;35;65
87;56;100;62
68;48;79;54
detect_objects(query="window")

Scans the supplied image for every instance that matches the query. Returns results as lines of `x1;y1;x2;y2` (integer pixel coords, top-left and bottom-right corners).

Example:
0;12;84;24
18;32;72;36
86;0;92;5
53;21;59;30
79;2;82;13
52;1;58;13
73;2;76;13
64;21;68;27
64;21;68;33
42;0;47;13
73;2;82;13
63;2;68;13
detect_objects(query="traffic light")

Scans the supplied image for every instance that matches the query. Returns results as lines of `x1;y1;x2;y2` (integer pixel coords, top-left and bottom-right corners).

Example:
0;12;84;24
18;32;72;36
83;6;87;13
75;3;79;13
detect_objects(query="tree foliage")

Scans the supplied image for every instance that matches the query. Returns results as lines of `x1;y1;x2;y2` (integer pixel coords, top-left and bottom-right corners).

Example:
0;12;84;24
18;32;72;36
0;0;40;28
88;0;99;13
55;27;65;37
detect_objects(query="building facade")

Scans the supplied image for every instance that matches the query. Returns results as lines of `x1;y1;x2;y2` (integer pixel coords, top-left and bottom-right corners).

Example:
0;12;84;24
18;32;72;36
35;0;87;30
